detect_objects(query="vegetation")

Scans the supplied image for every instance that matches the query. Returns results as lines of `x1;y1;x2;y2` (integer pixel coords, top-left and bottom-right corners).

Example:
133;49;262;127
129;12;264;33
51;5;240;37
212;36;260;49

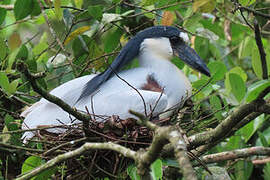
0;0;269;179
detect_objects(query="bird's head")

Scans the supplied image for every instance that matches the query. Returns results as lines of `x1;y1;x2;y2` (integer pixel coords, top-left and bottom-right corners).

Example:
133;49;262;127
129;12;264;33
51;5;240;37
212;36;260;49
135;26;211;76
79;26;210;100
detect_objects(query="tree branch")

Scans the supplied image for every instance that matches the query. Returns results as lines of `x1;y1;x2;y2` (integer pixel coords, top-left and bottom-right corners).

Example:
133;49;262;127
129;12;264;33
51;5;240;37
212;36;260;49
16;142;136;180
188;99;266;148
168;128;197;180
254;18;268;79
130;111;197;179
239;5;270;19
196;146;270;165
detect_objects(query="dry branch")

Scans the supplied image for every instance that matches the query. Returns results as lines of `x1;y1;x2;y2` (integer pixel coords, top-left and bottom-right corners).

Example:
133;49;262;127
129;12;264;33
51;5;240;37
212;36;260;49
197;146;270;165
16;142;136;180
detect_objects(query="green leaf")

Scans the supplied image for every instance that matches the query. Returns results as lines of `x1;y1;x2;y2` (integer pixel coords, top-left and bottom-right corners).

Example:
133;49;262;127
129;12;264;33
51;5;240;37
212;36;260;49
246;80;270;102
256;127;270;146
74;0;83;8
150;159;162;180
54;0;63;20
22;156;42;174
4;114;21;144
239;0;256;6
7;48;20;71
0;8;7;25
16;45;28;61
33;33;48;56
22;156;56;180
193;0;216;13
14;0;34;20
4;114;17;131
0;72;10;92
229;73;246;102
141;5;155;19
209;96;223;120
208;61;227;82
234;160;253;180
240;114;265;142
195;36;209;60
200;19;224;39
127;164;141;180
192;77;213;100
226;133;243;150
88;5;103;21
0;37;8;60
263;163;270;180
238;36;255;59
26;59;37;72
230;66;247;82
72;35;90;59
183;14;202;33
113;0;122;3
225;67;247;95
141;0;158;6
104;28;122;53
252;46;262;79
8;80;19;95
258;132;269;147
31;0;41;16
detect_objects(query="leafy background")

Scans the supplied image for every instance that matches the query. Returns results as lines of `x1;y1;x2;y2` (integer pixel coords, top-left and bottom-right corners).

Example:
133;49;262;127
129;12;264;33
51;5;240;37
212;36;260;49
0;0;270;179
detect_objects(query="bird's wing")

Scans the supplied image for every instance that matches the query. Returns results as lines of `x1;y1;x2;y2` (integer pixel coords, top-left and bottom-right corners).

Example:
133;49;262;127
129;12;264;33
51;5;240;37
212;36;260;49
21;75;97;141
77;89;168;120
21;88;167;141
21;74;97;118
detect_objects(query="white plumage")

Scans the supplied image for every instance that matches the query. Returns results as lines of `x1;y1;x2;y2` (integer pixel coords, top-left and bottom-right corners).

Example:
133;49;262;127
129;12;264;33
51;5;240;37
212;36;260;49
21;26;210;142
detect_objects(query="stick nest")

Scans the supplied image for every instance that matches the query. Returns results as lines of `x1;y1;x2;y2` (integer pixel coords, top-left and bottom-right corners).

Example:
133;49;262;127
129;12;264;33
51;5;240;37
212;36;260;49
28;116;170;179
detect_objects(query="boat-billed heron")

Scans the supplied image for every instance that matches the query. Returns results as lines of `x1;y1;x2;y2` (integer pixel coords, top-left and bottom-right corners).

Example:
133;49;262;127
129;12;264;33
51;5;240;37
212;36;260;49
21;26;210;141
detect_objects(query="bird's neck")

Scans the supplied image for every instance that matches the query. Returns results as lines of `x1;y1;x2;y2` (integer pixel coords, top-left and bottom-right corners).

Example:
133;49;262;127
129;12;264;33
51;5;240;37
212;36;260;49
138;51;174;70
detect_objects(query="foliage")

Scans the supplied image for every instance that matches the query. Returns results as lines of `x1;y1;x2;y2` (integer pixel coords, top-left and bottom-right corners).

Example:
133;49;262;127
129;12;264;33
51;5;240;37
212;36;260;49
0;0;269;179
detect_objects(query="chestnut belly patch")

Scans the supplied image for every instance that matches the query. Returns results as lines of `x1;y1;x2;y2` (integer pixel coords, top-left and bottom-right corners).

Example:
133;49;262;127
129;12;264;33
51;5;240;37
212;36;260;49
141;75;163;92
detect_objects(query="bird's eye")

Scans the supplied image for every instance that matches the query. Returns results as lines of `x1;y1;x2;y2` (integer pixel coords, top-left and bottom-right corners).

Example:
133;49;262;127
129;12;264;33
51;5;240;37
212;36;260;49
169;36;182;45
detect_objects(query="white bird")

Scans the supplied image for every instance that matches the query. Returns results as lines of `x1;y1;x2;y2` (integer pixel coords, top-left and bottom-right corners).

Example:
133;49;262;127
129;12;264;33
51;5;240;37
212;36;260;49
21;26;210;141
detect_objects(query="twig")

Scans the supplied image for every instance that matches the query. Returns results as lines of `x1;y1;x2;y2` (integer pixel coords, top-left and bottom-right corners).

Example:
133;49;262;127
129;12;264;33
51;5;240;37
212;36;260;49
125;1;192;19
109;66;148;117
189;99;267;148
43;137;87;156
16;142;136;180
252;157;270;164
129;110;157;130
0;5;84;11
77;51;120;77
0;124;76;135
0;142;44;153
239;8;254;30
239;5;270;19
196;146;270;165
149;88;165;120
254;18;268;79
